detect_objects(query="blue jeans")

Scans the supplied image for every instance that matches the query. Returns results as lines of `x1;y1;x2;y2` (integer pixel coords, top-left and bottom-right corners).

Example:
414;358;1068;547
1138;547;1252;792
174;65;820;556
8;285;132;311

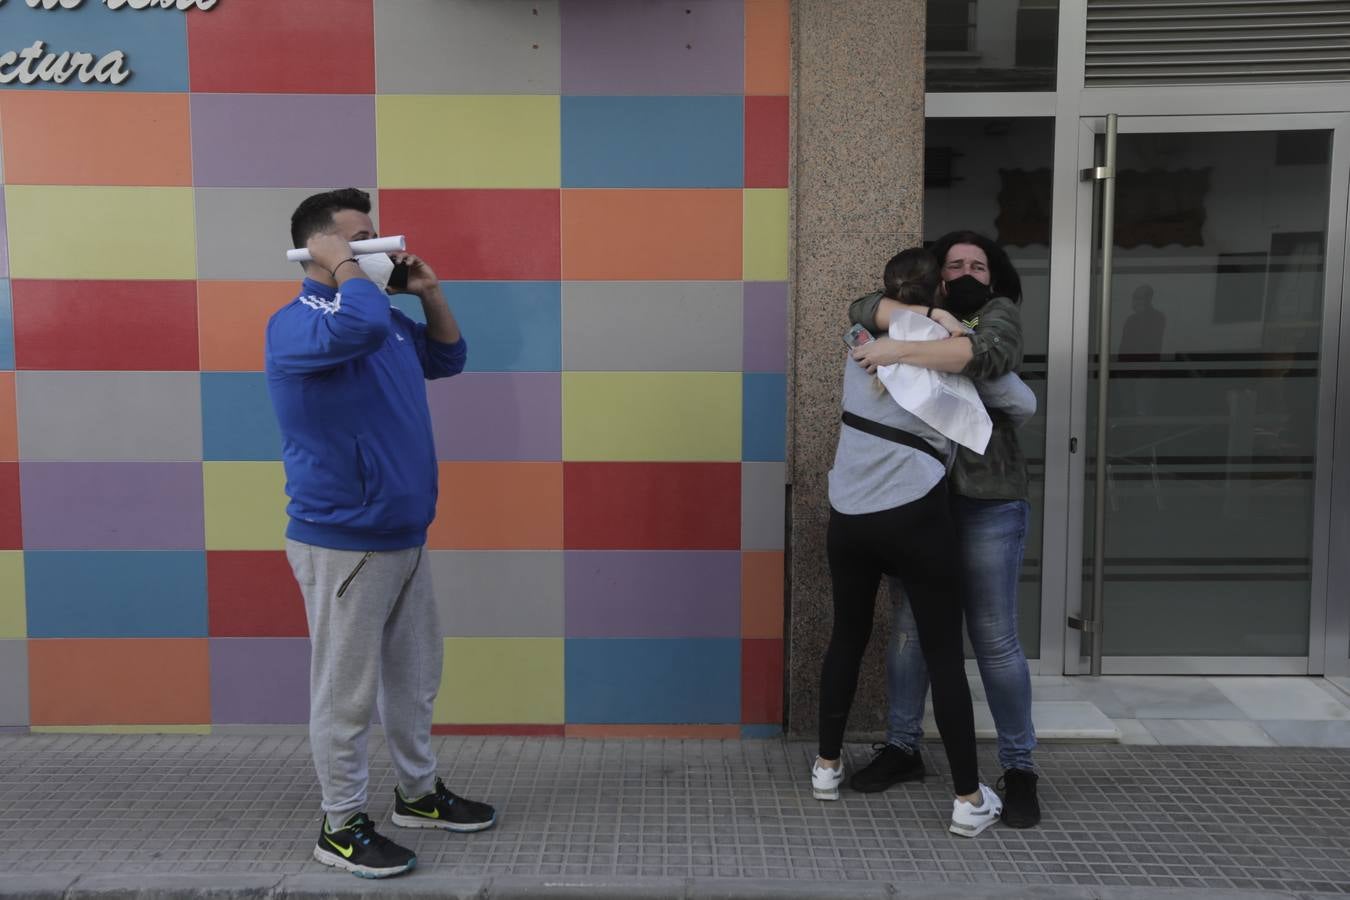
885;496;1037;772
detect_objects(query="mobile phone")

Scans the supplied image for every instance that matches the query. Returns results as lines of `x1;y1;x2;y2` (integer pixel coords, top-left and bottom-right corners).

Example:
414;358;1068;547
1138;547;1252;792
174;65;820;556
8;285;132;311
843;323;875;350
387;260;410;293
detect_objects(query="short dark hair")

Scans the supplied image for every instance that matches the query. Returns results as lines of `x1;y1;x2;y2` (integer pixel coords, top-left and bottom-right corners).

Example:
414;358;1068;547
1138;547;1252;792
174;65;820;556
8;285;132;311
290;188;372;249
929;230;1023;304
882;247;941;306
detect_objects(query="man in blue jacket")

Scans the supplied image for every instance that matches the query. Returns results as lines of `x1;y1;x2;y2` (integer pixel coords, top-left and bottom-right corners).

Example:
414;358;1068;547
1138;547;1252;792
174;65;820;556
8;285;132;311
266;188;494;879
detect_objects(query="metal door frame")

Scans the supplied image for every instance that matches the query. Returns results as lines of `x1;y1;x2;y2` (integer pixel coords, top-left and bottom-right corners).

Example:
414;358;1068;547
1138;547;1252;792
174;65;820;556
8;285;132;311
1060;112;1350;676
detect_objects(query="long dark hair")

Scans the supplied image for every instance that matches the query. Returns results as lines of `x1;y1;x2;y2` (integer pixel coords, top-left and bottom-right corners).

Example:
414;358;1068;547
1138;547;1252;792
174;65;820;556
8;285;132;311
881;247;941;305
929;230;1022;304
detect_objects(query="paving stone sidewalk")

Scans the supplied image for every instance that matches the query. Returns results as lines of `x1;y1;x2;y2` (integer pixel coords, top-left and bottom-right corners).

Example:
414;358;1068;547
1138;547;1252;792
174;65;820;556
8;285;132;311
1;734;1346;898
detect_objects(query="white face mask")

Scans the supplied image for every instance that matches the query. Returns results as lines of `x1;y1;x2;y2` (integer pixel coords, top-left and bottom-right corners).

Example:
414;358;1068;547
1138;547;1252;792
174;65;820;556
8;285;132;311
355;252;395;292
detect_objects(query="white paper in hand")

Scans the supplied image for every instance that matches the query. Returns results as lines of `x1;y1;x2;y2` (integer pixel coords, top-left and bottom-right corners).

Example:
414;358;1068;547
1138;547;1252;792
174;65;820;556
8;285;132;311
874;309;992;454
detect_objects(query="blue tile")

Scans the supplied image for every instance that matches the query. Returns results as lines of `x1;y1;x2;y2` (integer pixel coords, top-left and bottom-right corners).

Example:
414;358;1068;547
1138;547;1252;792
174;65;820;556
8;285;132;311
565;637;740;724
0;281;12;370
562;97;743;188
0;4;188;92
201;373;281;461
740;724;783;739
742;373;785;462
441;281;561;373
25;551;207;638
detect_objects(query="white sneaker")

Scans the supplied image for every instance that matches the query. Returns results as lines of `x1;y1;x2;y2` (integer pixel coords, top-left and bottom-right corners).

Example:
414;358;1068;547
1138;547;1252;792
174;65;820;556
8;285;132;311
812;759;844;800
950;783;1002;837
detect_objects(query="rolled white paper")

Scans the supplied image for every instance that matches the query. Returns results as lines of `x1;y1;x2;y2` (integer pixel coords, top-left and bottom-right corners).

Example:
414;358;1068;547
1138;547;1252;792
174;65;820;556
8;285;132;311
286;235;407;263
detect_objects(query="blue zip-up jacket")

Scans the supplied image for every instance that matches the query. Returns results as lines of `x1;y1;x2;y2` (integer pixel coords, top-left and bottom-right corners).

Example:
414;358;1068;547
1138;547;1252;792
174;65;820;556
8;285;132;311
264;276;467;551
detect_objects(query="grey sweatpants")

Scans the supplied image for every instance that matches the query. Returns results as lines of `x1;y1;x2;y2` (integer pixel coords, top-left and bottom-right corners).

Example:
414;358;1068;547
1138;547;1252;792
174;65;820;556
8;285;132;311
286;539;442;824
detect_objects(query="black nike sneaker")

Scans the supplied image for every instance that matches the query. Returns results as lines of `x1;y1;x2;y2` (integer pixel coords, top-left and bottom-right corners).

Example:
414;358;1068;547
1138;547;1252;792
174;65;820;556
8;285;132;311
313;812;416;878
392;777;497;832
849;743;926;793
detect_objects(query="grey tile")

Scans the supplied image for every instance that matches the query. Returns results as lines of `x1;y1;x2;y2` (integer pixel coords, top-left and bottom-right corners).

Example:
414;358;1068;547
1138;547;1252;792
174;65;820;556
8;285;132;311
17;372;202;461
0;640;28;726
562;282;743;372
374;0;561;94
741;462;786;551
430;550;564;637
196;188;380;281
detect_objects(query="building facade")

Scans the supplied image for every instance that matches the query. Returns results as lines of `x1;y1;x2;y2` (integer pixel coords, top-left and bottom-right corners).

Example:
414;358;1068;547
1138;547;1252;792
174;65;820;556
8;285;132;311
1;0;1346;737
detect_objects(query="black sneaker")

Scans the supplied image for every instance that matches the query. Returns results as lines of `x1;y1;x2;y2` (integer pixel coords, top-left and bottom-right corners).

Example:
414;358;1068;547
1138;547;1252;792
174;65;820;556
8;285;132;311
313;812;416;879
848;743;926;793
392;777;497;832
998;768;1041;828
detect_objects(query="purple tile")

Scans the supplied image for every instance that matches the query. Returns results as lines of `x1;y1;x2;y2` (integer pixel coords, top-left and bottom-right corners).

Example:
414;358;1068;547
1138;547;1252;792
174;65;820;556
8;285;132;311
21;462;204;550
743;282;787;372
561;0;745;95
190;94;376;188
565;550;740;637
429;373;561;461
210;638;309;724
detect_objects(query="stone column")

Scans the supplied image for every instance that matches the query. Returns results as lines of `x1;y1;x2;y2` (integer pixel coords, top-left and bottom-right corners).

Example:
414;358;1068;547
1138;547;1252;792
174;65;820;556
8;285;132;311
787;0;926;735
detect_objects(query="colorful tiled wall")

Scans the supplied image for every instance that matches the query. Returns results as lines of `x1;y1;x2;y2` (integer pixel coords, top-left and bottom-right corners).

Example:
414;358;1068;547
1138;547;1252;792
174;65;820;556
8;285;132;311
0;0;789;737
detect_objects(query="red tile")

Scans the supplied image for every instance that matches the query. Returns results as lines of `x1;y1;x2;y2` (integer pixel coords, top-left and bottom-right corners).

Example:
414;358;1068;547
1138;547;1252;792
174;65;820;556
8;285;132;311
188;0;375;93
431;724;565;736
207;552;308;638
745;96;789;188
564;463;740;550
741;638;784;724
380;190;560;281
12;281;198;371
0;464;19;549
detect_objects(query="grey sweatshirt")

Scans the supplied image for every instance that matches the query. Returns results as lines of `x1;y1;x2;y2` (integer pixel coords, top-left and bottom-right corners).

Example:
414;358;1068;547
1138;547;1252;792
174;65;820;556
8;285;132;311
827;354;1036;515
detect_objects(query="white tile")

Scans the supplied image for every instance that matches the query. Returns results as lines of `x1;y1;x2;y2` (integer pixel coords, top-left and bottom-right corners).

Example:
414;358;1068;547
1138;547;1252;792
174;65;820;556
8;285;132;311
1325;676;1350;699
1140;719;1276;747
1113;719;1159;745
1258;719;1350;748
1210;677;1350;721
921;700;1117;742
1091;676;1247;720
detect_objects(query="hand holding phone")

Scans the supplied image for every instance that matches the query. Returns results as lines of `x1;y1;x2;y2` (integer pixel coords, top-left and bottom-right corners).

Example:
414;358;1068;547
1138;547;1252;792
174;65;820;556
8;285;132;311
844;323;875;350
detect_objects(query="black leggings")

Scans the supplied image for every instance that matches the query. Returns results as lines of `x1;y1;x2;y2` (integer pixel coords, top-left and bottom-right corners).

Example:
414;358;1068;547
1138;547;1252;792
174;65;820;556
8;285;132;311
818;480;980;796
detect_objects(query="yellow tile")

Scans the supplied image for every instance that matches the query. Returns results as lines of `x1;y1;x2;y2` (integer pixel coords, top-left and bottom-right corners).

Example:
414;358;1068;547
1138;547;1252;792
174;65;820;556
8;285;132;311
434;638;563;724
203;462;288;550
563;372;741;462
377;95;560;188
743;188;789;281
4;186;196;279
0;553;24;639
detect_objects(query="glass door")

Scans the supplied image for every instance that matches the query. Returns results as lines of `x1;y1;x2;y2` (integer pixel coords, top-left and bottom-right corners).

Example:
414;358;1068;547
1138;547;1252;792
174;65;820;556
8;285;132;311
1067;114;1350;674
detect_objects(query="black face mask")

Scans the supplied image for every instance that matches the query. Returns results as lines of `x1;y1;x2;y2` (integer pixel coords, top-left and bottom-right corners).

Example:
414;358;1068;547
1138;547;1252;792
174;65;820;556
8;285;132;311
942;275;993;319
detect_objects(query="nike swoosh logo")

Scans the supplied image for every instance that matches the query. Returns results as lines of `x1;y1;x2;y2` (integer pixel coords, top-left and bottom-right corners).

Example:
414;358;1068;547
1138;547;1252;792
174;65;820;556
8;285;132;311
324;835;354;858
405;806;440;819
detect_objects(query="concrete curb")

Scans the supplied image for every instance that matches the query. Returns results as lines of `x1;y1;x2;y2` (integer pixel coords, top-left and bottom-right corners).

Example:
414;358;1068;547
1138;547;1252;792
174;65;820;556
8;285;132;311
0;874;1312;900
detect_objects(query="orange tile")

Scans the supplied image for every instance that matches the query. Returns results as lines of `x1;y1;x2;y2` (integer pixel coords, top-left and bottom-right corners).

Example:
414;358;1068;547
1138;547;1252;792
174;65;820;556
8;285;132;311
564;724;741;739
198;281;297;371
741;551;785;638
561;190;741;281
428;462;563;550
0;93;192;186
745;0;791;96
28;639;211;725
0;374;15;462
